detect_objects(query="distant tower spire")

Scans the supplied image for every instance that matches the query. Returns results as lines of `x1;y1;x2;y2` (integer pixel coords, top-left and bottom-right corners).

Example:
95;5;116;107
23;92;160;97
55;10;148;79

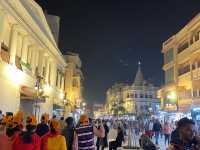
133;61;144;86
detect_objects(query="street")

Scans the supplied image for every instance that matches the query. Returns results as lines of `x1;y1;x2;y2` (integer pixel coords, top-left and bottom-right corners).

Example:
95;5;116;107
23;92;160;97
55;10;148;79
95;128;168;150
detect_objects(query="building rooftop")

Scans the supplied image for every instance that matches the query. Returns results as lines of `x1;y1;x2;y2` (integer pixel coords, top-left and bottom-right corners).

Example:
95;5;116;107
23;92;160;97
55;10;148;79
133;61;144;86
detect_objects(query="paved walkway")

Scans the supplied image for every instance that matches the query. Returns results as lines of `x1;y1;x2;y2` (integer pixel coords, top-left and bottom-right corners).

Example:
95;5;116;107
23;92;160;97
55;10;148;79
95;128;168;150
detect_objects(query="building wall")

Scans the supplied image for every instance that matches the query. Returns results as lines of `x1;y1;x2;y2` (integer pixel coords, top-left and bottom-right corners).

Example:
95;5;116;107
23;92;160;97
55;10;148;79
160;13;200;112
0;0;66;117
64;52;83;115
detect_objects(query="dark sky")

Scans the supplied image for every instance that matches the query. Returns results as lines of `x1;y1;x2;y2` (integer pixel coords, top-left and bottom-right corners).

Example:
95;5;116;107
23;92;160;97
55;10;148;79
37;0;200;104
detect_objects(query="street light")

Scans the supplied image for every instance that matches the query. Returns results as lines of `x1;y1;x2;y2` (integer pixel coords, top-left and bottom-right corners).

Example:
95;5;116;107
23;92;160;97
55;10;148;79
167;91;178;111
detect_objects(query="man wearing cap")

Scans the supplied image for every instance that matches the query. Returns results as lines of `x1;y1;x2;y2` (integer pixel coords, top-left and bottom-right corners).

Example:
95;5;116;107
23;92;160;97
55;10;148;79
73;114;105;150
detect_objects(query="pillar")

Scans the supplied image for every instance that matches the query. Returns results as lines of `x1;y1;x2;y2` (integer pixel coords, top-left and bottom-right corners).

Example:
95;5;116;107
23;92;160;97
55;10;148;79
190;62;194;98
51;62;57;87
30;47;36;74
38;51;44;77
21;36;28;63
45;58;50;84
0;11;6;60
9;25;18;65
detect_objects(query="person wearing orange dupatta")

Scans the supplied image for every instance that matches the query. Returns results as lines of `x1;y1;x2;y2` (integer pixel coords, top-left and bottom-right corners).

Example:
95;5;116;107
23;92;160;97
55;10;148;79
41;119;67;150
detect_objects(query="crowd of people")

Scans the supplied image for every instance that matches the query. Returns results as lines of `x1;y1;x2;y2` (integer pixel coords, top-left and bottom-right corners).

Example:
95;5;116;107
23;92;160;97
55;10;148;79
0;110;127;150
1;109;200;150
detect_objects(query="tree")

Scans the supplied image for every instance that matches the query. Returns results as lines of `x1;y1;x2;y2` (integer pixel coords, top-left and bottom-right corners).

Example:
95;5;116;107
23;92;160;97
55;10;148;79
111;101;127;116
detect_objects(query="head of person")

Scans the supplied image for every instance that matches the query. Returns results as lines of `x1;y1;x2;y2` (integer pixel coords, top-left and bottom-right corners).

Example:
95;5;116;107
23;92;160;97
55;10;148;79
103;120;107;125
117;126;122;133
79;114;89;125
50;119;61;134
65;117;73;127
0;110;2;115
60;116;64;121
41;113;49;124
21;115;37;144
13;111;24;131
26;115;37;131
178;117;195;143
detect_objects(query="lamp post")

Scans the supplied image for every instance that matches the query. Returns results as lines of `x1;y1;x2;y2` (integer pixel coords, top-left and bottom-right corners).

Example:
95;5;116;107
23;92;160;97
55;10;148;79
34;76;42;120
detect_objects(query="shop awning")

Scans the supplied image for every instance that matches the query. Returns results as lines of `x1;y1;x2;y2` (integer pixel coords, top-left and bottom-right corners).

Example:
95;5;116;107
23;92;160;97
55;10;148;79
20;86;36;97
20;86;46;103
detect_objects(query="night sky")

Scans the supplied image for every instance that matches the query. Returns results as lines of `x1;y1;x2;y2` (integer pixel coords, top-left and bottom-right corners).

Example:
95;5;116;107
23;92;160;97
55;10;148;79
37;0;200;104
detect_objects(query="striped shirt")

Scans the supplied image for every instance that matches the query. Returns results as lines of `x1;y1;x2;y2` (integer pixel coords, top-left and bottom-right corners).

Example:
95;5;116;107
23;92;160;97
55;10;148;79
75;124;95;150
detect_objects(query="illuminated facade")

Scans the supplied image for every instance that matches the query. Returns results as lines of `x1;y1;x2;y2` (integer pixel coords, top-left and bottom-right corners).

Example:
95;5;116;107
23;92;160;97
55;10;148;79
64;52;83;115
106;63;160;115
159;13;200;112
0;0;66;118
106;83;126;114
123;63;160;115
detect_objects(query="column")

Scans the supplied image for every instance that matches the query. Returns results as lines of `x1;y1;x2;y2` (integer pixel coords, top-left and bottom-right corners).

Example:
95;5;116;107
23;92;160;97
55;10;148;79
38;51;44;77
58;72;61;89
9;25;18;65
21;36;28;63
51;62;57;87
0;11;6;59
190;62;194;98
30;47;36;74
45;58;50;84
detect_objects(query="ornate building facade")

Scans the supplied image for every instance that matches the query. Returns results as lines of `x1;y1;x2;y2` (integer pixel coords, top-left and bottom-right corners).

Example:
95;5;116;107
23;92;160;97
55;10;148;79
106;63;160;115
64;52;83;115
0;0;83;118
159;13;200;112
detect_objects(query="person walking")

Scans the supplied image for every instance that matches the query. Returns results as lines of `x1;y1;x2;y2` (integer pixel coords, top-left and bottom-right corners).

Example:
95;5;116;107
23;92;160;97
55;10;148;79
167;117;200;150
59;117;65;130
73;114;105;150
62;117;74;150
153;119;162;145
0;116;13;150
36;113;49;137
41;119;67;150
13;115;41;150
96;120;109;150
164;122;172;146
109;126;125;150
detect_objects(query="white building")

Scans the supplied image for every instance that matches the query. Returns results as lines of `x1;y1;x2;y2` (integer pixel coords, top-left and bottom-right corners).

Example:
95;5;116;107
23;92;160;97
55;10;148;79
123;63;160;115
106;63;160;116
0;0;66;118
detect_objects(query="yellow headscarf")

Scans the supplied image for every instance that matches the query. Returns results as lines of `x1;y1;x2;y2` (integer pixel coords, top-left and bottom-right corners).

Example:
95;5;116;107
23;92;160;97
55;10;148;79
50;119;60;131
13;111;24;128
